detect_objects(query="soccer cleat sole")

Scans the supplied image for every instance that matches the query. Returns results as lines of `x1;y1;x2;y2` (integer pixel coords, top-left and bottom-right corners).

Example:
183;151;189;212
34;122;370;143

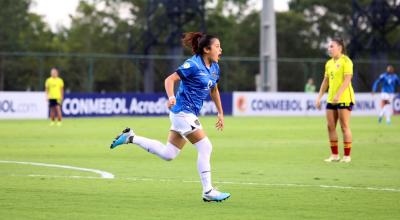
202;195;230;202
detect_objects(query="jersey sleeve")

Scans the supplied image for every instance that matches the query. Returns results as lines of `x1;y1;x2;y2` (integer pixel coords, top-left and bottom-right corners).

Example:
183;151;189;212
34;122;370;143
176;61;197;80
60;79;64;88
372;74;384;92
343;58;353;75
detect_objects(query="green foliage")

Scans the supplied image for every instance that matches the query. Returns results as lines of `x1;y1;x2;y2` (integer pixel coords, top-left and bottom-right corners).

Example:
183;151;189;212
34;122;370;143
0;0;31;50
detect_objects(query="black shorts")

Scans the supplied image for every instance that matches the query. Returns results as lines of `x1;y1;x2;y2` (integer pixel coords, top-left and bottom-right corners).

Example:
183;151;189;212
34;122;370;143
326;102;354;111
49;99;59;107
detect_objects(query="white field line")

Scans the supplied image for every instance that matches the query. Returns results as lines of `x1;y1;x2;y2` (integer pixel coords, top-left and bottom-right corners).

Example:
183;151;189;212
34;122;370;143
2;160;399;193
6;173;400;193
0;160;114;179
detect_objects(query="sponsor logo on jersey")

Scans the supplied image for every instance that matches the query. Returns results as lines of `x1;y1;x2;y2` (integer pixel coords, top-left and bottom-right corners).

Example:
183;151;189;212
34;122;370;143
183;62;190;69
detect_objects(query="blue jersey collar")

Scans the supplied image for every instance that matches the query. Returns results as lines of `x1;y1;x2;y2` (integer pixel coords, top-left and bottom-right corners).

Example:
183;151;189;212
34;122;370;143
196;54;213;73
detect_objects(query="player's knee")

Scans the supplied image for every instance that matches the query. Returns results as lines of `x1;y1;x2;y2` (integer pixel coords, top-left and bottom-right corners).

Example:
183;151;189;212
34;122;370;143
163;151;178;161
340;125;350;133
196;137;213;155
327;124;336;132
162;142;180;161
163;155;175;161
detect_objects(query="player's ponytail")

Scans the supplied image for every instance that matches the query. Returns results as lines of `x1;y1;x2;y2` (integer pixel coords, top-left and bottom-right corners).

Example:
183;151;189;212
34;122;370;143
181;32;218;55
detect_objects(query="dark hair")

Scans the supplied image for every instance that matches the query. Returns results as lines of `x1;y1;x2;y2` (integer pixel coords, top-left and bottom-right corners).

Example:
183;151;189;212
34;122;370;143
332;37;346;54
51;67;59;72
387;65;394;72
181;32;218;55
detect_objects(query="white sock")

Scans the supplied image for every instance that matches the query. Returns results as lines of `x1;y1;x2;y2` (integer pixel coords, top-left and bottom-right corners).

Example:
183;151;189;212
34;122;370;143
132;136;180;161
194;137;213;193
379;107;385;118
384;104;392;122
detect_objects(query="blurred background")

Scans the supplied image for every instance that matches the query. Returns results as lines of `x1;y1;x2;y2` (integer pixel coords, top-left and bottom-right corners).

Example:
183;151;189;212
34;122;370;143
0;0;399;93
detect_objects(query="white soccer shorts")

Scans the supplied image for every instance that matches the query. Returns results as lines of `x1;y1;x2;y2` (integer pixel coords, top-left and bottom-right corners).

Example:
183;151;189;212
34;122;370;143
169;111;202;137
381;93;395;102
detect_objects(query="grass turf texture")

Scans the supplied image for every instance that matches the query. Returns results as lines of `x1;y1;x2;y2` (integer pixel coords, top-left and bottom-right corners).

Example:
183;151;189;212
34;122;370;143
0;116;399;219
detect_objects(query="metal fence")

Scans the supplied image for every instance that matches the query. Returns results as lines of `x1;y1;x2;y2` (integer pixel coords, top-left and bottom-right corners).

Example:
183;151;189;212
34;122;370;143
0;52;399;93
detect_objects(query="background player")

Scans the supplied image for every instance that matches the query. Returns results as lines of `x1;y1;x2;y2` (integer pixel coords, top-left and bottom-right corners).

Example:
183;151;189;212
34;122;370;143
45;67;64;126
372;65;400;124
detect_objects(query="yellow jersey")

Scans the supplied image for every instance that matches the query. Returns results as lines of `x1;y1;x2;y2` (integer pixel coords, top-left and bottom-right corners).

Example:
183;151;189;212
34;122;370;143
324;55;355;104
45;77;64;100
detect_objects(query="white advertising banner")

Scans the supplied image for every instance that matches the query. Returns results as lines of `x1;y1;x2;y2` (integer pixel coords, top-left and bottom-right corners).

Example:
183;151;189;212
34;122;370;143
0;92;48;119
233;92;382;116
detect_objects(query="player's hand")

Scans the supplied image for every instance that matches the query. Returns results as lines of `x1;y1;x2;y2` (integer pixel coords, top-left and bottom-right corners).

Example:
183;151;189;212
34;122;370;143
167;96;176;109
215;113;224;131
332;95;340;103
315;98;321;110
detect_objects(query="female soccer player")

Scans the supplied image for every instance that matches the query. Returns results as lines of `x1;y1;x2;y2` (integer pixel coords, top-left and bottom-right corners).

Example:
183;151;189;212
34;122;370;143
315;38;355;163
110;32;230;202
372;65;400;124
45;67;64;126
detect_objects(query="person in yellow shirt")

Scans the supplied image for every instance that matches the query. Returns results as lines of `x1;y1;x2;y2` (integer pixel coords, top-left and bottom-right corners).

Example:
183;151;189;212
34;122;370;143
45;67;64;126
316;38;355;163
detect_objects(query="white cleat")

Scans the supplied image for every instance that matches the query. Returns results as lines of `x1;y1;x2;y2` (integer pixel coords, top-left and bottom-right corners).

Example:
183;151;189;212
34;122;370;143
324;155;340;162
340;156;351;163
202;188;231;202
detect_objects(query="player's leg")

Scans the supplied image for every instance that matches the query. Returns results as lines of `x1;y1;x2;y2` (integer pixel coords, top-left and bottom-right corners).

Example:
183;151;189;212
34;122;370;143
378;99;386;123
324;107;340;162
110;112;188;159
55;104;62;126
380;93;392;124
133;130;184;160
384;97;393;124
186;129;210;192
186;129;230;202
49;100;56;126
338;107;352;162
49;107;55;121
110;128;184;161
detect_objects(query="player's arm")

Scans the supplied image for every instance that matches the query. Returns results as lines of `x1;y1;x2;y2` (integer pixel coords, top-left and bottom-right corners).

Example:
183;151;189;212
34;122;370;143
45;80;49;100
333;74;352;103
372;75;384;93
164;72;180;108
210;84;224;131
315;76;329;109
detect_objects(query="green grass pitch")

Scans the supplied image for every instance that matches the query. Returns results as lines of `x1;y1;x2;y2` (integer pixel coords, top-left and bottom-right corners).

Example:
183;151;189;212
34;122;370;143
0;116;399;219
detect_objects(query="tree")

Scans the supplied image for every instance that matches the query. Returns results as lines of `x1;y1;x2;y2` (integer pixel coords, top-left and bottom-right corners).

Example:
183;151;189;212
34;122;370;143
0;0;59;91
288;0;400;91
0;0;31;90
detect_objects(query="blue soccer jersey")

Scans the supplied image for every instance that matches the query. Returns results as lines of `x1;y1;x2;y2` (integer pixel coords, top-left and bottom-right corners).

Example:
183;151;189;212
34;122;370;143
171;55;220;116
372;72;400;94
